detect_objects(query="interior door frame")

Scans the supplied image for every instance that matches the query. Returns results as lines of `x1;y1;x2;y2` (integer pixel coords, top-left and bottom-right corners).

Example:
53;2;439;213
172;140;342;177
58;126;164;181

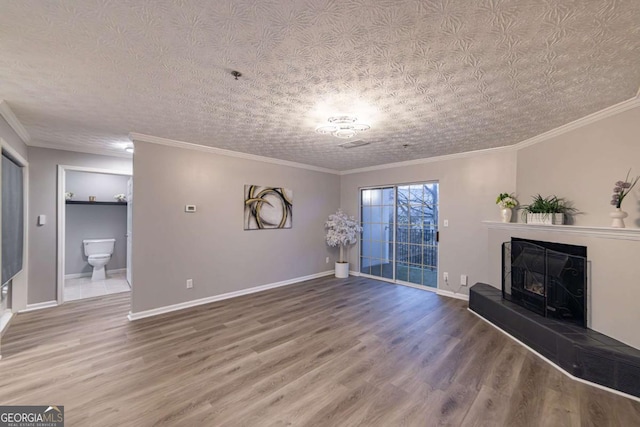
126;177;132;286
358;181;440;292
56;165;132;304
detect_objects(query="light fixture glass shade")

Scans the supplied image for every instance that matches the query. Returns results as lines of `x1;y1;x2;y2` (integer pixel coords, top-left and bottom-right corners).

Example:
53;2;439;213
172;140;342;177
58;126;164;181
315;125;339;134
328;116;357;124
315;115;370;139
351;123;370;132
124;146;134;153
334;129;357;139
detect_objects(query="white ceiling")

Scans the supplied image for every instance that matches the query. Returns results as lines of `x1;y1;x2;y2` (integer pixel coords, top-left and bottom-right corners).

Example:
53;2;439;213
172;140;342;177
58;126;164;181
1;0;639;171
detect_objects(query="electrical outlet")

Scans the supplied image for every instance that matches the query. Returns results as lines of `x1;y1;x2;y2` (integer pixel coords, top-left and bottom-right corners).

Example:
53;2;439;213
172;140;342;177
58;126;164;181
186;279;193;289
460;274;468;286
326;257;330;264
443;272;449;282
443;219;449;227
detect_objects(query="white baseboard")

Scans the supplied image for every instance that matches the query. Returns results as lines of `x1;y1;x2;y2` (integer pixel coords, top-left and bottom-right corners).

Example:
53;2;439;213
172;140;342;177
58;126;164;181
65;268;126;280
468;309;640;403
437;289;470;301
128;270;334;321
21;300;58;312
354;272;470;301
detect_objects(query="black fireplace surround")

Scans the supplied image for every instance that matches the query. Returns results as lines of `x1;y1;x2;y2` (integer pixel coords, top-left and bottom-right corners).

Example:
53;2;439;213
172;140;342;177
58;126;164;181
469;238;640;398
504;238;587;327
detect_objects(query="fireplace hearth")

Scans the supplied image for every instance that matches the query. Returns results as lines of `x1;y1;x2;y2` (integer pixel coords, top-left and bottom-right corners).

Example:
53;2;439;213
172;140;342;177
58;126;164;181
469;237;640;399
469;283;640;398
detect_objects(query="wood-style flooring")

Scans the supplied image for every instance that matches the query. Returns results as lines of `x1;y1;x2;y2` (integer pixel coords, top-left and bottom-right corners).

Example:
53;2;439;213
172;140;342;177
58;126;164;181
1;276;639;426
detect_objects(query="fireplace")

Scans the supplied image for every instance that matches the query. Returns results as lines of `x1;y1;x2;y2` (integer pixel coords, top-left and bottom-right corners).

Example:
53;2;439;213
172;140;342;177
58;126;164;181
469;234;640;398
502;238;587;327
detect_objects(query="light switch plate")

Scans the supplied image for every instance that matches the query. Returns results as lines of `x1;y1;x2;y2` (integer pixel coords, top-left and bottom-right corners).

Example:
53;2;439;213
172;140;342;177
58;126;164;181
185;205;196;213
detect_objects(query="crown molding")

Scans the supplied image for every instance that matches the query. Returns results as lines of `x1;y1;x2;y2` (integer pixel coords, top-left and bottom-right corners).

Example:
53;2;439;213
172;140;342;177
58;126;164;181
129;132;340;175
8;95;638;174
28;140;132;159
339;145;514;175
0;100;31;143
341;96;640;175
513;96;640;150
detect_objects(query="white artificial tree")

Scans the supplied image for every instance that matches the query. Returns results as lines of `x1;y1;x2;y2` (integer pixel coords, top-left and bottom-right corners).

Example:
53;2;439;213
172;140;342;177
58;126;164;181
325;209;362;264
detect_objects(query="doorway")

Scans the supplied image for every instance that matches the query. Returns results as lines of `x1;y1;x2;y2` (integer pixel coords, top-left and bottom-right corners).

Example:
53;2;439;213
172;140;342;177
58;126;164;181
57;166;132;304
360;182;439;289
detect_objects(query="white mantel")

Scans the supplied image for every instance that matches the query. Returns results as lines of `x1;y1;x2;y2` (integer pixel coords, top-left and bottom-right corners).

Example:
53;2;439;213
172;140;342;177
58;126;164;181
483;221;640;241
484;221;640;350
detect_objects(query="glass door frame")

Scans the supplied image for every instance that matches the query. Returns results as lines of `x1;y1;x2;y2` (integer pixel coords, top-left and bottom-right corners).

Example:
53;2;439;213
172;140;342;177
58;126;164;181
358;181;440;292
359;186;396;283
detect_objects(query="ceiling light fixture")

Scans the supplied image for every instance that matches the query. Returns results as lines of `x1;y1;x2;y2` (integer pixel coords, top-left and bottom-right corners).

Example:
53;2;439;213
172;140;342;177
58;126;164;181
316;116;370;139
124;146;134;154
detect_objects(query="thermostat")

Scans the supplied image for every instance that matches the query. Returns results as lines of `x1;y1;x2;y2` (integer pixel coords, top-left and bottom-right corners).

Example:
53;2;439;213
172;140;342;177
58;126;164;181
185;205;197;213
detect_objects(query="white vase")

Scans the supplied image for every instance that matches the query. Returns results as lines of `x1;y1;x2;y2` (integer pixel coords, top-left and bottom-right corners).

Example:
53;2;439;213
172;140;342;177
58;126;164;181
500;208;512;223
335;262;349;278
609;208;628;228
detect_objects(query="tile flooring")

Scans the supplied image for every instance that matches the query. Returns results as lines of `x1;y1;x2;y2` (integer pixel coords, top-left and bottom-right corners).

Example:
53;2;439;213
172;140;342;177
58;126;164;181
64;270;130;301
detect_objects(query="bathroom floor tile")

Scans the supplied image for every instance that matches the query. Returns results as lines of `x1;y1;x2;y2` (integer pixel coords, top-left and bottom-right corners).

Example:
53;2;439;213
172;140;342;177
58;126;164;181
106;283;130;293
64;272;131;302
65;288;82;301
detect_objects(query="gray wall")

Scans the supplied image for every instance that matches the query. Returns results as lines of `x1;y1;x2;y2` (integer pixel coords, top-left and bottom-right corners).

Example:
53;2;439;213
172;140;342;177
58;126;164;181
517;106;640;226
131;141;340;313
28;147;132;303
340;150;518;297
66;170;130;203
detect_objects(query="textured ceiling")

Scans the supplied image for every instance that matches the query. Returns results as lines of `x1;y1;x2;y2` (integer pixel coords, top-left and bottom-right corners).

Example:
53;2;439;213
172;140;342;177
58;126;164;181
1;0;639;171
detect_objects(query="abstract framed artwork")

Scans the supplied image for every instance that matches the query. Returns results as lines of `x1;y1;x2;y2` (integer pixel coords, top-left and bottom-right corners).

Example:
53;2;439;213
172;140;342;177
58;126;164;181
244;185;293;230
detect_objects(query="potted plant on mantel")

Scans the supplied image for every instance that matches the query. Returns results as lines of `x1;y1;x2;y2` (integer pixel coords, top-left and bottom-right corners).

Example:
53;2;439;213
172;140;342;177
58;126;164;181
521;195;576;225
325;209;362;278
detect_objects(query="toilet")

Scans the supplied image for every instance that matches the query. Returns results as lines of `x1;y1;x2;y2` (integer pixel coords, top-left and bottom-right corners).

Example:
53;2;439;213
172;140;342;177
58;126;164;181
83;238;115;281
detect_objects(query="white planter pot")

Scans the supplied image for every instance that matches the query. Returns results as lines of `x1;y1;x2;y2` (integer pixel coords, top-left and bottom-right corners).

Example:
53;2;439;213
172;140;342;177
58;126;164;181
335;262;349;278
526;213;563;225
553;213;564;225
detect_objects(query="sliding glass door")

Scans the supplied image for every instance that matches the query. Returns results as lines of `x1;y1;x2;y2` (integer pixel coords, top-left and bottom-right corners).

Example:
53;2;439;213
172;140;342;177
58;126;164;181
360;182;439;289
360;187;394;279
395;183;438;288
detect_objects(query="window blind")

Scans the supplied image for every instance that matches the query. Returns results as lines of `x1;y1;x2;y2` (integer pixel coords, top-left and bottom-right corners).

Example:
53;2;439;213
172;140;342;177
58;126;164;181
2;153;24;285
